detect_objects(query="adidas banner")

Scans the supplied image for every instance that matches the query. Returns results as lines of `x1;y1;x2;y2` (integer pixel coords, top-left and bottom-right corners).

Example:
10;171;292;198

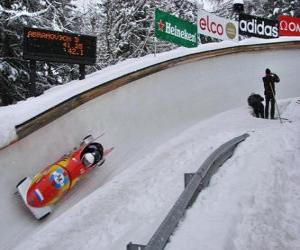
239;13;279;39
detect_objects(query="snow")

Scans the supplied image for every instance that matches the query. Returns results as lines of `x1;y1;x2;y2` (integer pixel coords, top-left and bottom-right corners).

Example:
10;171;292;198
0;36;300;250
274;7;281;15
201;0;232;11
1;5;50;20
167;100;300;250
13;98;300;250
234;0;244;4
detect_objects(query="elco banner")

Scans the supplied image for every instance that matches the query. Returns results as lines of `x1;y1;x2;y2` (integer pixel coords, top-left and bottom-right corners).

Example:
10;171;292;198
197;10;239;42
279;16;300;36
155;9;197;48
239;13;279;39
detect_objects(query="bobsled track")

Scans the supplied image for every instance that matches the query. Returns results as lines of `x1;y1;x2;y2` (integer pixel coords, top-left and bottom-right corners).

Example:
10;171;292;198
1;40;300;249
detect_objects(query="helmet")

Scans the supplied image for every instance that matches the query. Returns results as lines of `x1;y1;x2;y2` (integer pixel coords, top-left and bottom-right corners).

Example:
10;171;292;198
82;153;95;167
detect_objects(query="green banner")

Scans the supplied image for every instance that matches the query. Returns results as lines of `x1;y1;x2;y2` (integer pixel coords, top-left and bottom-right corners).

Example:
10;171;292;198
155;9;197;48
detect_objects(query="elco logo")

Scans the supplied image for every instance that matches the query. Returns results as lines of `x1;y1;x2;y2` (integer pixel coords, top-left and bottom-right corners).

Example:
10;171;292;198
199;16;224;35
239;18;278;38
199;16;237;39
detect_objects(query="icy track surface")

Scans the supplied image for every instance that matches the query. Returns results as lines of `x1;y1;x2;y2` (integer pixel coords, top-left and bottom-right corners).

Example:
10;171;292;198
15;98;300;250
0;38;300;249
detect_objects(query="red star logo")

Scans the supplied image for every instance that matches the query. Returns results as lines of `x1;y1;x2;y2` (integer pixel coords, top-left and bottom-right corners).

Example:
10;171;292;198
157;20;164;32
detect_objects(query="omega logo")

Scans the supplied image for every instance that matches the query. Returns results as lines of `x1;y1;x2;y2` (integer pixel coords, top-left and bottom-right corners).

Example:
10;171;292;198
280;20;300;32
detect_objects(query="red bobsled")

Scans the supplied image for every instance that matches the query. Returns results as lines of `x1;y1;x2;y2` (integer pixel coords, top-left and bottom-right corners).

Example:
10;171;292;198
16;135;113;220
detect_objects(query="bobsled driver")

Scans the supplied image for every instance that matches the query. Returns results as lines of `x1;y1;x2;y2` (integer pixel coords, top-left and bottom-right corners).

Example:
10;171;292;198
81;142;104;167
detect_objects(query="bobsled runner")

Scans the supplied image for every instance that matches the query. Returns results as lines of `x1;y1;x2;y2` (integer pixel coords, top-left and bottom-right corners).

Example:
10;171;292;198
16;135;113;220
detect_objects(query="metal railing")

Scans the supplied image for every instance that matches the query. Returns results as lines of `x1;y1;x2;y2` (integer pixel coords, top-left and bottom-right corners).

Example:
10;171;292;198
127;133;249;250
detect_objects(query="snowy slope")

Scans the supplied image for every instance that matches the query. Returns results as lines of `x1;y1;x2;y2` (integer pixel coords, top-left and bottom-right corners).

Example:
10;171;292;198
0;38;299;250
14;98;300;250
167;100;300;250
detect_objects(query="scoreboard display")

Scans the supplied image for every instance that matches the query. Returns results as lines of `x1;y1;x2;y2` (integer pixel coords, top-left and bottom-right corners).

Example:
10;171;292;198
23;27;97;64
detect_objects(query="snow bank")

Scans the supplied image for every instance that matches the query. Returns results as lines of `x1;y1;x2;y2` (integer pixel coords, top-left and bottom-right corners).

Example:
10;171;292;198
167;99;300;250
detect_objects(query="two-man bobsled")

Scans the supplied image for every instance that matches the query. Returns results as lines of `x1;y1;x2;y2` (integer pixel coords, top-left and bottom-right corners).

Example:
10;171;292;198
16;135;113;220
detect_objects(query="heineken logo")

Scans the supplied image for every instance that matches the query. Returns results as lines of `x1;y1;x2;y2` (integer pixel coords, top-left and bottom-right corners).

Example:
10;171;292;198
157;20;196;43
155;9;197;48
157;20;164;32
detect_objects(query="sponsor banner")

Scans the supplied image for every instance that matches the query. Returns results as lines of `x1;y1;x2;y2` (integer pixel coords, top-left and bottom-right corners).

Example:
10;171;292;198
197;9;239;42
239;13;279;39
155;9;197;48
279;16;300;36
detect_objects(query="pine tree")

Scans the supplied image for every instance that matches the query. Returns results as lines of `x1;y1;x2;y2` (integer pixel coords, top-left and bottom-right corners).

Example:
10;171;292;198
38;0;82;85
0;0;82;105
0;0;50;104
262;0;300;19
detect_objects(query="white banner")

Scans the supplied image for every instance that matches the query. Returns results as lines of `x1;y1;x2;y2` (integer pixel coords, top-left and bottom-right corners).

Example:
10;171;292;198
198;9;239;42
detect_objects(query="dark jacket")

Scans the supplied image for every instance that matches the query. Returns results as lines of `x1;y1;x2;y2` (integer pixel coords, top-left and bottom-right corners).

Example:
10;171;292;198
248;94;264;107
248;93;264;118
263;73;280;97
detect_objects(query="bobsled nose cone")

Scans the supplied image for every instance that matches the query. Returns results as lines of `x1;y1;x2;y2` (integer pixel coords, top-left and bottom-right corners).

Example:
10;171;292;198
27;188;45;207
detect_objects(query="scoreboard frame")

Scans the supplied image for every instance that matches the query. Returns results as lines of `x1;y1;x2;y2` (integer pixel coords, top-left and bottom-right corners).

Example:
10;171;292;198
23;27;97;65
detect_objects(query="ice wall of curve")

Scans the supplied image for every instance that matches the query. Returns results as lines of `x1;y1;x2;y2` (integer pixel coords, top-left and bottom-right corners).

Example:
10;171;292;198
0;46;299;249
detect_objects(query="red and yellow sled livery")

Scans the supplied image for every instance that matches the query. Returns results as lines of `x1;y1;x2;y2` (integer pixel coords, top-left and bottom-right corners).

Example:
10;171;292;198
16;135;113;220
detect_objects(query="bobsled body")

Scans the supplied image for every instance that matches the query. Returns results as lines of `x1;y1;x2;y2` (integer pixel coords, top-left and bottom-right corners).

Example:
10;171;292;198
16;136;112;219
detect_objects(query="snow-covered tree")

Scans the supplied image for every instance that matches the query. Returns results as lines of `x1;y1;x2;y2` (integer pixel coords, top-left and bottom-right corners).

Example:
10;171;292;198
262;0;300;19
0;0;82;105
0;0;50;104
214;0;300;19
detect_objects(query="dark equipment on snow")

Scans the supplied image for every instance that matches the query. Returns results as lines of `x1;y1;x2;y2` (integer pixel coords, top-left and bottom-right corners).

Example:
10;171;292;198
247;93;264;118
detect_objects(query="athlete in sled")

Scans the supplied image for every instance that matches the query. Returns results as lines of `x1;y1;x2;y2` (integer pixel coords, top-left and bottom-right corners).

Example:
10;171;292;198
16;135;113;220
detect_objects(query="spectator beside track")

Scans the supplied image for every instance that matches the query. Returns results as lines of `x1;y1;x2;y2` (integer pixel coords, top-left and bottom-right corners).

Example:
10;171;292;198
262;68;280;119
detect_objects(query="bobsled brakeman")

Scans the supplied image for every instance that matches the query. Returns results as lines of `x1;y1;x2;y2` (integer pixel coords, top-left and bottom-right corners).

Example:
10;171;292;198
16;135;113;220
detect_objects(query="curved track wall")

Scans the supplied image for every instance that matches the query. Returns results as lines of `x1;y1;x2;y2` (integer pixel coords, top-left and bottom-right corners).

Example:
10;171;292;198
1;42;300;249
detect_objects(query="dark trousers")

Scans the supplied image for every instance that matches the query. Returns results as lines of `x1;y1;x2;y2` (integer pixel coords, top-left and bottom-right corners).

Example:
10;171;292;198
265;95;275;119
254;103;264;118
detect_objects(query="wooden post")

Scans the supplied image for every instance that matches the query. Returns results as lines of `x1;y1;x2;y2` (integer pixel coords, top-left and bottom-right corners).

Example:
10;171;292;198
29;60;37;96
79;64;86;80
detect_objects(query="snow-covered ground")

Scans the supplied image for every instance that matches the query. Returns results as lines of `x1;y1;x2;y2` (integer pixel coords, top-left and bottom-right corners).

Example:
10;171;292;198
0;37;300;250
167;99;300;250
14;98;300;250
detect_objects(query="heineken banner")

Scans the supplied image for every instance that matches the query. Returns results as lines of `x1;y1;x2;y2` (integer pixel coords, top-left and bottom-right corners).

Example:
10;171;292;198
197;9;239;42
239;13;279;39
155;9;197;48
